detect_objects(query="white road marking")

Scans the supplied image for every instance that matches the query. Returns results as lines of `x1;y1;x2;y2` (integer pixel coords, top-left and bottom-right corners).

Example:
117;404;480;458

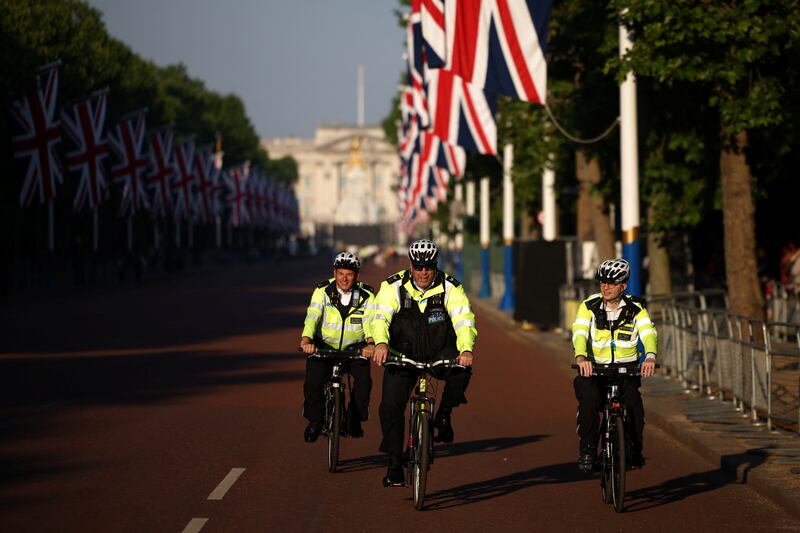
207;467;246;500
181;518;208;533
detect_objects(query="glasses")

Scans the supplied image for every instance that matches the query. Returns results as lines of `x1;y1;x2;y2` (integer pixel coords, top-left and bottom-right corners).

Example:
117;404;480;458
412;264;435;272
599;280;622;286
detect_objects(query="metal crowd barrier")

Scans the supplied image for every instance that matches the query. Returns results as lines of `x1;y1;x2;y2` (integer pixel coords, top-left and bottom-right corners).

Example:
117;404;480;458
655;303;800;434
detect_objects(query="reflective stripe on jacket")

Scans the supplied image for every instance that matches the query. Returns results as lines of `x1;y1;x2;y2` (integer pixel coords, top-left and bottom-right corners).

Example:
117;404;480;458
301;279;375;350
371;269;477;354
571;293;658;364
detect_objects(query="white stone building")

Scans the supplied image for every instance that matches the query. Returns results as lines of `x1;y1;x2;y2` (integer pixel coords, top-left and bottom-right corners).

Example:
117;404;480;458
262;124;400;244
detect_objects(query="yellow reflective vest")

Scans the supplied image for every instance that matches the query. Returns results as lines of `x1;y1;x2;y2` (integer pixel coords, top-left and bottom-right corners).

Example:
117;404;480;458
302;279;376;350
571;293;658;364
371;270;477;354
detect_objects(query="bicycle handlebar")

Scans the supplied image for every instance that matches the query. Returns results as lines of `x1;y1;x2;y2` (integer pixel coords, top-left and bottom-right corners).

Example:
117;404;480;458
297;347;366;361
386;352;460;369
570;362;660;376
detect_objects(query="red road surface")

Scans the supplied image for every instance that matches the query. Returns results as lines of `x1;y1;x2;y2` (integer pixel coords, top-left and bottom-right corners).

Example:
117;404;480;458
1;257;798;532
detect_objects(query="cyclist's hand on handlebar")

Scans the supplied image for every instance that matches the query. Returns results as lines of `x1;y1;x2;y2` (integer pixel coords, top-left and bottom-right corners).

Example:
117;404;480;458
641;358;656;377
299;339;316;355
576;356;592;377
373;343;388;366
361;344;375;360
457;351;473;367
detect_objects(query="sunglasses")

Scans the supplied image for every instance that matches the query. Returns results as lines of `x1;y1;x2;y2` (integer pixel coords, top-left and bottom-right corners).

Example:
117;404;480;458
412;264;435;272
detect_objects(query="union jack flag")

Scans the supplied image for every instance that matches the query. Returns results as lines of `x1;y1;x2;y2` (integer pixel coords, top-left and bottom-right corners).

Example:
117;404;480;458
61;89;109;212
224;165;249;227
9;62;63;207
445;0;552;103
406;6;430;128
426;66;497;155
421;0;446;68
145;126;174;218
109;111;150;216
193;144;220;223
171;139;196;220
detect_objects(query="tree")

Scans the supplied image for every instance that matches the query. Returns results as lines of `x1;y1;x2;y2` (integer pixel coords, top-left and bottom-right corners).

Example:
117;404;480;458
615;0;800;318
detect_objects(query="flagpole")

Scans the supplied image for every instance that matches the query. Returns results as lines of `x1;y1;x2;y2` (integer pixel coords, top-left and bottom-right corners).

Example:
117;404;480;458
619;19;641;296
499;144;515;311
542;158;557;241
188;220;194;249
215;215;222;248
479;176;491;298
175;218;181;248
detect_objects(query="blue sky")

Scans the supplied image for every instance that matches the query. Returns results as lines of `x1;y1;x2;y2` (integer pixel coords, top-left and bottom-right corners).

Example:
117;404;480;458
88;0;405;139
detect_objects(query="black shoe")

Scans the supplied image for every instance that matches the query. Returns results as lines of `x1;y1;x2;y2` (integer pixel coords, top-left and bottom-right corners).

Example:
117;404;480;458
304;422;322;443
382;457;405;487
434;410;454;443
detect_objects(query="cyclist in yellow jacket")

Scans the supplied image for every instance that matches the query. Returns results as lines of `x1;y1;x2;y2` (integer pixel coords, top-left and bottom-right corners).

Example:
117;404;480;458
572;258;657;473
299;252;376;443
372;239;477;487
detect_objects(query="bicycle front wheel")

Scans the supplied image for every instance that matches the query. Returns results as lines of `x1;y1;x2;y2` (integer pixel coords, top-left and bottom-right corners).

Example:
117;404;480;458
411;413;430;511
327;387;342;473
611;415;627;512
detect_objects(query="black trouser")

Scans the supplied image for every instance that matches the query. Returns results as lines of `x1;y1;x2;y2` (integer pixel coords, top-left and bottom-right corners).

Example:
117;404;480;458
573;375;644;454
378;364;472;457
303;357;372;426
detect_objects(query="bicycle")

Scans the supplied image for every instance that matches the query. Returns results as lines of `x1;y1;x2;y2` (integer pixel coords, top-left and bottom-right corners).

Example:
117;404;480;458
387;349;459;511
571;361;658;513
311;348;365;473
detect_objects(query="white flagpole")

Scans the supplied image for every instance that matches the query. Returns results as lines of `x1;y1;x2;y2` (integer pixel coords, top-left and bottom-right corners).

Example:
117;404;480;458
466;180;476;216
620;18;641;295
499;143;515;310
542;160;557;241
479;176;491;297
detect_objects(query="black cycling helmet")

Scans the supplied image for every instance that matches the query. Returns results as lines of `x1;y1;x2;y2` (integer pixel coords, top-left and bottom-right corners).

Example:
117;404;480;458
595;258;630;284
408;239;439;266
333;251;360;272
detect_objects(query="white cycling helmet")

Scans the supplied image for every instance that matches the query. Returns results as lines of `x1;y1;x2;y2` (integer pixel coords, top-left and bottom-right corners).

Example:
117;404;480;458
408;239;439;265
333;251;360;272
595;258;630;284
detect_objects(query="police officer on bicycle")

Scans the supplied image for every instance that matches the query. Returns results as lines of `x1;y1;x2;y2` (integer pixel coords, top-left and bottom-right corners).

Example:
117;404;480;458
371;239;477;487
299;251;376;443
572;258;657;473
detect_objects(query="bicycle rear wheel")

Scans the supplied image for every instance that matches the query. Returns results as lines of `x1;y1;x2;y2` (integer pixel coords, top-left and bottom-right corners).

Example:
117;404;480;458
611;415;627;512
327;387;342;473
411;413;430;511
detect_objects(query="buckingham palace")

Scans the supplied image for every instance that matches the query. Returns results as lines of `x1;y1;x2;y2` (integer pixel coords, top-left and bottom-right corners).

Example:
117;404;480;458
262;124;400;247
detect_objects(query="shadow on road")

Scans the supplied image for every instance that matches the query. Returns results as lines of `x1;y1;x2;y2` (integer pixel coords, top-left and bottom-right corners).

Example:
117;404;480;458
423;460;584;510
624;451;765;512
336;434;549;474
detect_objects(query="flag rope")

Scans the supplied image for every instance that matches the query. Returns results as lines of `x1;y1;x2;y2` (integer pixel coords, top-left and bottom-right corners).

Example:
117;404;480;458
543;103;620;144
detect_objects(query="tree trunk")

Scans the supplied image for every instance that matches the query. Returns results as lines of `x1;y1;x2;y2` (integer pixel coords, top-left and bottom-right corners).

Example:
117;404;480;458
646;205;672;297
720;130;764;319
575;150;593;242
584;153;615;261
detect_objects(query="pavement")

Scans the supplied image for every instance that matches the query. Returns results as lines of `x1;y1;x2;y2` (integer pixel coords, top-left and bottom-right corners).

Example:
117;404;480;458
472;295;800;521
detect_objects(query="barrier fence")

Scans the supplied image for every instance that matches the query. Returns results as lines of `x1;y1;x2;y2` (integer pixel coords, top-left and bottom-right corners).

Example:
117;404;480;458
560;285;800;434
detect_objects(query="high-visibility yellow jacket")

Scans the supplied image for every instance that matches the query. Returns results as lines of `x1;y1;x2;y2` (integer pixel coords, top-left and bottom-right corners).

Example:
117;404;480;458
572;293;657;364
371;270;477;355
302;278;376;350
